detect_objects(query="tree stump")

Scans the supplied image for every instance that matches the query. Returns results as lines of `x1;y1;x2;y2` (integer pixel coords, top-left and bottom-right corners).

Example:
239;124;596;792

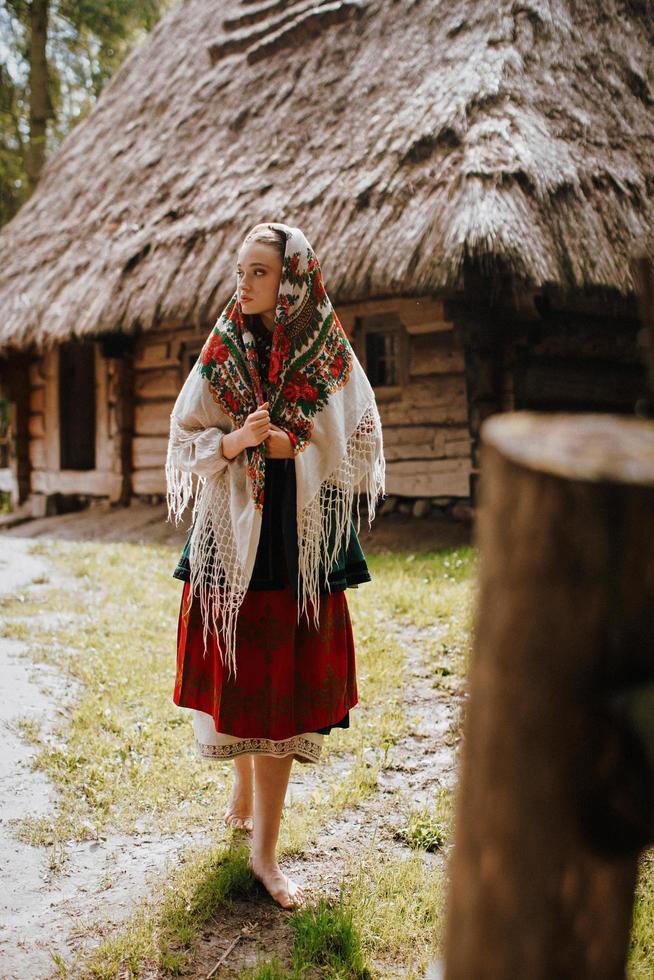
444;411;654;980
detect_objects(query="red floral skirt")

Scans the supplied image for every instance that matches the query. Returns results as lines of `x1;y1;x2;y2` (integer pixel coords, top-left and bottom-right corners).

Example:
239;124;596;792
173;579;358;742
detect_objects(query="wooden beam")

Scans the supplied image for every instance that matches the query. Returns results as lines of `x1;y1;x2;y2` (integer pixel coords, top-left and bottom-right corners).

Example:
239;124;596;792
42;350;59;471
132;467;166;495
385;456;470;497
337;296;450;333
32;469;123;497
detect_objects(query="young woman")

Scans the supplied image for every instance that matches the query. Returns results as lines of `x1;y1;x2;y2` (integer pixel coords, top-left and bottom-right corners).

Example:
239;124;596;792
166;222;385;909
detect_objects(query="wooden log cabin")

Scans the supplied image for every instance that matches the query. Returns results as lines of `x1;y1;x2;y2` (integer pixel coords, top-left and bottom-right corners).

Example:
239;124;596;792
0;0;651;517
1;286;646;518
0;295;470;512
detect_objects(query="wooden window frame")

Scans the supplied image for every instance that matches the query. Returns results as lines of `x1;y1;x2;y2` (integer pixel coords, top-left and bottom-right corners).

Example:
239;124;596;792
355;312;408;400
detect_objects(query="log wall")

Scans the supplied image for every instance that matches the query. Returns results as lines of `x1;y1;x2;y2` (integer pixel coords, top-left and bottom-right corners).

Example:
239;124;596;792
16;295;473;506
453;284;646;505
11;286;646;510
132;323;201;496
340;297;471;499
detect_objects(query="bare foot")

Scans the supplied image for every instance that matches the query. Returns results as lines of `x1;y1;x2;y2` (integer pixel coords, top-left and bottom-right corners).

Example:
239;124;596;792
248;856;305;909
224;770;254;832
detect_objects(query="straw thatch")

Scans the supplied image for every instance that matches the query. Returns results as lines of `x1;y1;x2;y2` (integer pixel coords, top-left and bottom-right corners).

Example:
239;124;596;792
0;0;652;353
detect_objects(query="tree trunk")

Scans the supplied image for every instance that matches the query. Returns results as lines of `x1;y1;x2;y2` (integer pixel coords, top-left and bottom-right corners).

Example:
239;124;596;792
26;0;50;189
444;411;654;980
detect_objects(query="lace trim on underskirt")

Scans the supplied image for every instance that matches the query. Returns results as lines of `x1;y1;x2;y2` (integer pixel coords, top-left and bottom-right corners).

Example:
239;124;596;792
195;733;323;763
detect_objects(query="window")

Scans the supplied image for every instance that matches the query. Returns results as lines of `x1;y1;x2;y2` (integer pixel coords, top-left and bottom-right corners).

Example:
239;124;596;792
357;313;407;390
365;330;402;386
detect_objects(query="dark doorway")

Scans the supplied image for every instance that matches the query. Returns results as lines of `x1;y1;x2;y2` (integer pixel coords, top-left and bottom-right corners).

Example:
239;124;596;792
59;340;96;470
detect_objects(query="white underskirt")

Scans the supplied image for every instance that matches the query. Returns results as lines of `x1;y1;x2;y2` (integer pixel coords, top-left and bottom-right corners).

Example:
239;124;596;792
191;709;324;765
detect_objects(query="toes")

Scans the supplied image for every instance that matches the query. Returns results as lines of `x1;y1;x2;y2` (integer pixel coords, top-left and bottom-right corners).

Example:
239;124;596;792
224;813;253;831
283;876;305;908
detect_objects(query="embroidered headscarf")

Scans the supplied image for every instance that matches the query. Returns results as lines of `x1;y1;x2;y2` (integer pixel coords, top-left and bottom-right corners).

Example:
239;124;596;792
166;222;385;678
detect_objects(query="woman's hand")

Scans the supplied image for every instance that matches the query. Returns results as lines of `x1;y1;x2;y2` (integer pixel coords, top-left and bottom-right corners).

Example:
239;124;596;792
221;402;271;459
265;423;295;459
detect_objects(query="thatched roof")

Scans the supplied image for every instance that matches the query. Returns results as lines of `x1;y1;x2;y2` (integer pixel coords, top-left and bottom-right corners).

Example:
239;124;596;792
1;0;653;352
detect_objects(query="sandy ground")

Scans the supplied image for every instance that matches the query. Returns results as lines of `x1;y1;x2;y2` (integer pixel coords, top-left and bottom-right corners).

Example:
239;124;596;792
0;505;468;977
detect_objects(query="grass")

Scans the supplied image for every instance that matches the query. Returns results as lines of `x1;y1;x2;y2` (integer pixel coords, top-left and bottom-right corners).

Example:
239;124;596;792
351;547;477;683
630;849;654;978
346;844;447;977
240;959;289;980
290;897;371;978
0;535;472;977
239;850;446;980
5;540;427;850
11;535;654;979
394;787;453;853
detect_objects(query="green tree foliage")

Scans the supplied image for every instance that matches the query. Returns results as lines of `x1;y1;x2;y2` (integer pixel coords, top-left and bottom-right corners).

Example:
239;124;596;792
0;0;174;226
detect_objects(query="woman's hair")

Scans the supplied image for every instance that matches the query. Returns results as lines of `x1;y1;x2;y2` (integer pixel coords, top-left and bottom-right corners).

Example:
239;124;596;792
243;224;286;262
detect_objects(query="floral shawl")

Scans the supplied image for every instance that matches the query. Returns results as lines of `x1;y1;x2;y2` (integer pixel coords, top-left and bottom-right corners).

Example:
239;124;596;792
166;223;385;678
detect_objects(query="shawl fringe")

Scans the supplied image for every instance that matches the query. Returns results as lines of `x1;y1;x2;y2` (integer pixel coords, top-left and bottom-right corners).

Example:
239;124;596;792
296;400;385;629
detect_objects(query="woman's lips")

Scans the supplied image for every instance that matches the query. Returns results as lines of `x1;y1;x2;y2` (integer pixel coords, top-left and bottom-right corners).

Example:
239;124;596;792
240;294;252;303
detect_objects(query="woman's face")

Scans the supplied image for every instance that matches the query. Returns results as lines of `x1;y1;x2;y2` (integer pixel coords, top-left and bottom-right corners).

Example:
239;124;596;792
236;240;283;327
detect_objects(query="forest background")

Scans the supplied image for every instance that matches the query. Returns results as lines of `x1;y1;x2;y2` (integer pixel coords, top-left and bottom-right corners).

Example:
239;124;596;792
0;0;175;227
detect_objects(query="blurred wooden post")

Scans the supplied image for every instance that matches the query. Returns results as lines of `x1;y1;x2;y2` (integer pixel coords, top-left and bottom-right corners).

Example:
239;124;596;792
444;411;654;980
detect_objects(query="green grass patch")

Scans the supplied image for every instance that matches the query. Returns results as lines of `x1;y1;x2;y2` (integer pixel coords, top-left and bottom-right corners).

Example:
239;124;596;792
395;793;451;853
630;849;654;978
239;958;289;980
238;895;371;980
290;896;371;978
350;547;476;682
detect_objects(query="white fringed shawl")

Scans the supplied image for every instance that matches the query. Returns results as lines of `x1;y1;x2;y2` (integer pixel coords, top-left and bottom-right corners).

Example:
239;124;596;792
166;223;385;678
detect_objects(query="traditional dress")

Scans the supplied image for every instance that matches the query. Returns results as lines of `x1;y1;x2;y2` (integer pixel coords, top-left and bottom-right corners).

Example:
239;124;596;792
166;223;385;764
173;318;371;763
